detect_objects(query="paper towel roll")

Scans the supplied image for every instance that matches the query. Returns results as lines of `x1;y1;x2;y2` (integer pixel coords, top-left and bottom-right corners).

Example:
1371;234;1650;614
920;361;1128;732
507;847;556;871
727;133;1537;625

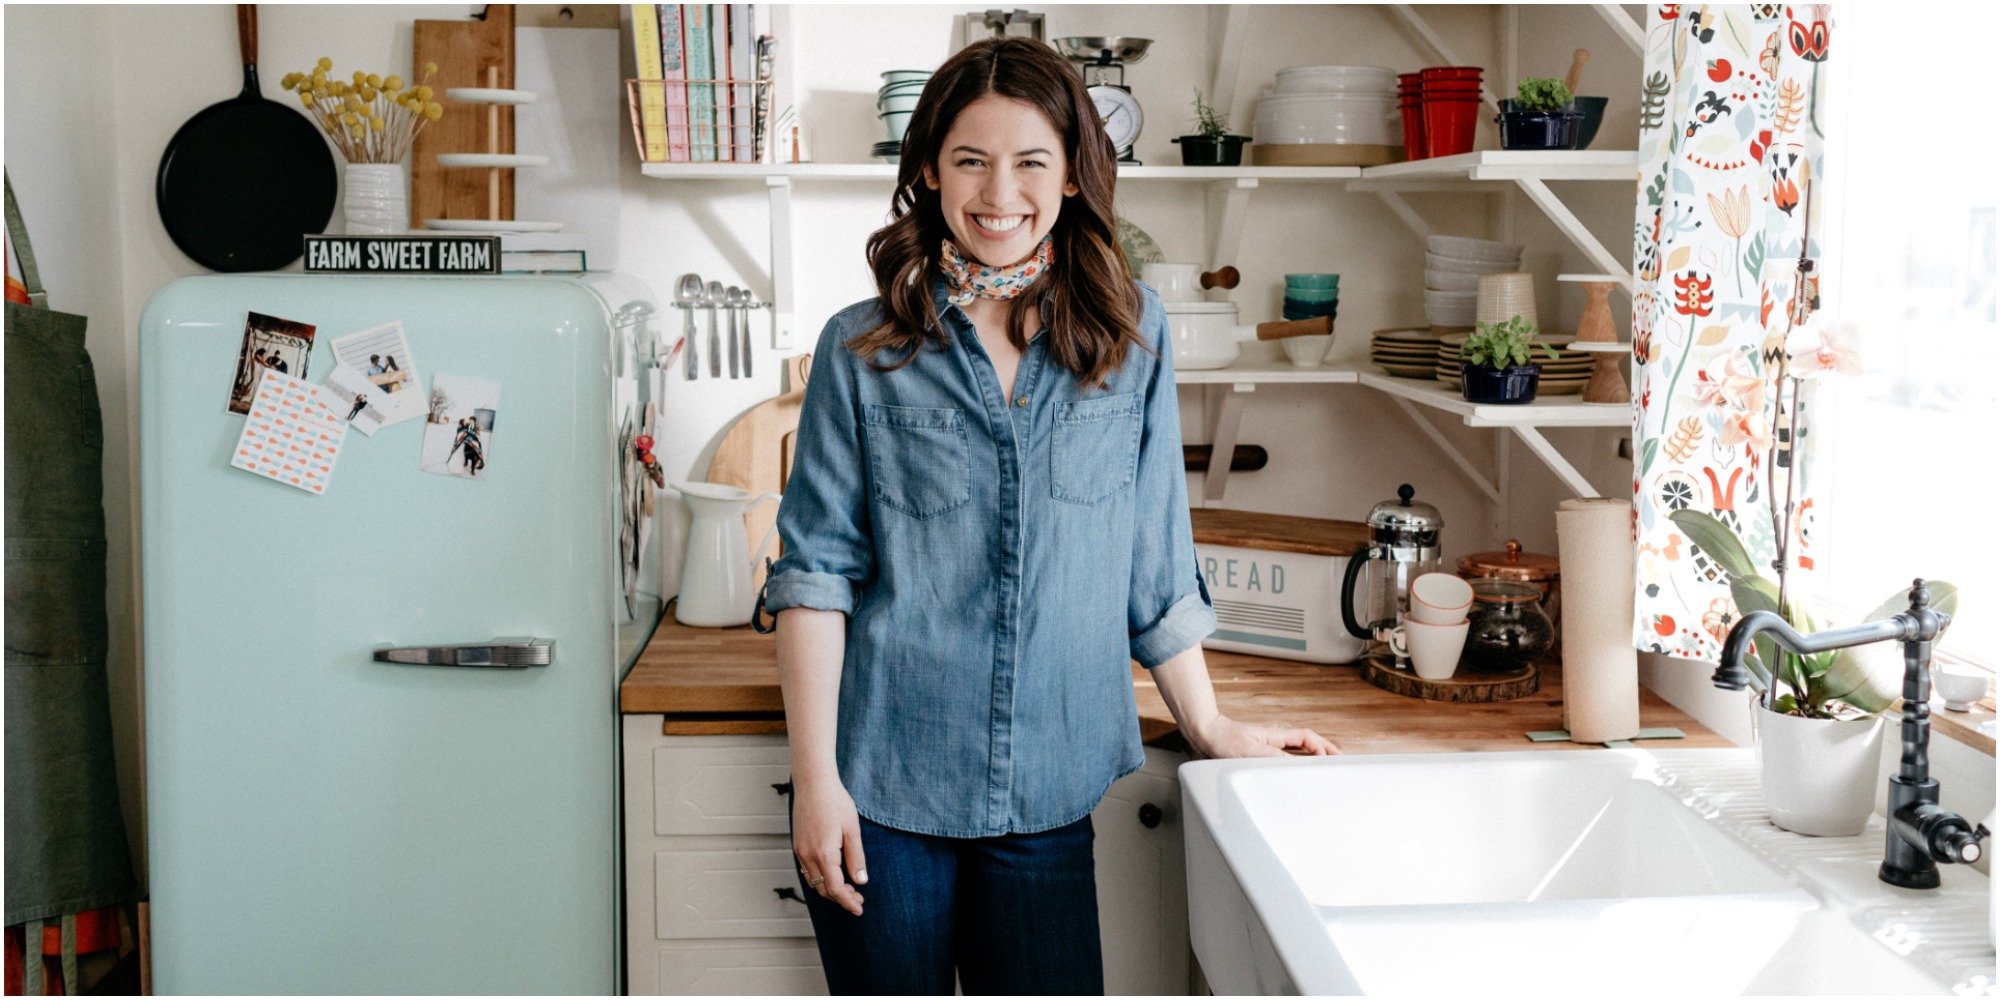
1557;497;1640;743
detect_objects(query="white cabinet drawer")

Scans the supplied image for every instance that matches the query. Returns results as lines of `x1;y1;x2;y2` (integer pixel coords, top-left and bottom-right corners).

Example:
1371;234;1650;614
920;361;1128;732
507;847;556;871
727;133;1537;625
655;940;827;995
654;848;815;939
652;744;794;836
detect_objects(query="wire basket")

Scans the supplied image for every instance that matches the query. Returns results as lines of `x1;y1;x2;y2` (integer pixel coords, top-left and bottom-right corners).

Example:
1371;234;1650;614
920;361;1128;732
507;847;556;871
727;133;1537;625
627;78;773;164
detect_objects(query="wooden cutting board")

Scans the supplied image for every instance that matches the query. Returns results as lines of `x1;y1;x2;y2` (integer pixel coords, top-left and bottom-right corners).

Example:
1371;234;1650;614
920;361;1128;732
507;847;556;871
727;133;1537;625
704;354;812;596
411;5;515;226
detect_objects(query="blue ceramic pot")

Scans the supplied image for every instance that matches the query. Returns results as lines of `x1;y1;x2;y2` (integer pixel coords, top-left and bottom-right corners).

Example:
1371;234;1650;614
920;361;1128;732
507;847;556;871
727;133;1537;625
1460;362;1540;404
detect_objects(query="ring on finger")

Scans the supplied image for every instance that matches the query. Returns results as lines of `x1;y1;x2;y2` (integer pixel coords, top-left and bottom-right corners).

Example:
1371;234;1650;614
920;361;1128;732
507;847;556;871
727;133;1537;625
804;871;825;888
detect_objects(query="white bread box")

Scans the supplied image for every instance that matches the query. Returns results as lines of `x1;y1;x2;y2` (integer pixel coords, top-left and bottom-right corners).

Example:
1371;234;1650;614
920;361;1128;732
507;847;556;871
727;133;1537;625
1191;508;1371;665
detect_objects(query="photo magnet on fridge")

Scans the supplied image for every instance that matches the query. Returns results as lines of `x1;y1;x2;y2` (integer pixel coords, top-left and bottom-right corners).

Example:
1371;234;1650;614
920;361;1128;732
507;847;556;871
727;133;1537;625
420;375;501;480
227;312;317;415
323;364;386;435
327;321;426;430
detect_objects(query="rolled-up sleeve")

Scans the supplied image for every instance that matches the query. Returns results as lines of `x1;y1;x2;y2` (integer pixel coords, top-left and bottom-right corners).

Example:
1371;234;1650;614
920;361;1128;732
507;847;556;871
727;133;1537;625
1127;290;1218;668
753;314;876;628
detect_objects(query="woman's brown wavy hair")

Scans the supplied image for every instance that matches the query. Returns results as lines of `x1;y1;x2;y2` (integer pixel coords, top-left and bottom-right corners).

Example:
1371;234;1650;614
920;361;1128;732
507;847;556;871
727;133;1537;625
847;36;1145;391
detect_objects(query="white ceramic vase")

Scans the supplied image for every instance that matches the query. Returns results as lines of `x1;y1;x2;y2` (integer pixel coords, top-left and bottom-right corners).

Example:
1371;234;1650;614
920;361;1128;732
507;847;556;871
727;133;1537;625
1755;705;1886;837
342;162;409;235
673;481;781;628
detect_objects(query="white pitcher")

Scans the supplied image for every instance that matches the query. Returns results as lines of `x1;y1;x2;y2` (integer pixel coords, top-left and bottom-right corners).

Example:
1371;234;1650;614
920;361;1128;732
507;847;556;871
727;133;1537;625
673;481;782;628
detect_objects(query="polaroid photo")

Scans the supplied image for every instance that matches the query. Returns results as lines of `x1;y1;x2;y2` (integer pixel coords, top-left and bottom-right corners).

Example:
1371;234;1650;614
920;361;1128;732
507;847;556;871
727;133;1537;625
322;364;388;435
329;321;425;428
227;312;317;415
230;368;347;495
419;375;501;480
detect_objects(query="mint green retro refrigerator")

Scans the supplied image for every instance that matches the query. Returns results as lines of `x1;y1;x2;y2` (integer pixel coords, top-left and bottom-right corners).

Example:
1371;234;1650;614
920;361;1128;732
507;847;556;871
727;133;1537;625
139;273;663;994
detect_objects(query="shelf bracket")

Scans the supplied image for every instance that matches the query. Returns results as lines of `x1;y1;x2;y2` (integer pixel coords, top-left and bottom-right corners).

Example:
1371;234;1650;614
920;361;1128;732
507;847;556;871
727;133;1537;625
1509;424;1599;498
1384;4;1500;113
1371;191;1434;239
1511;178;1632;292
1386;397;1501;506
1593;3;1646;57
1206;178;1257;273
766;175;795;351
1199;382;1256;503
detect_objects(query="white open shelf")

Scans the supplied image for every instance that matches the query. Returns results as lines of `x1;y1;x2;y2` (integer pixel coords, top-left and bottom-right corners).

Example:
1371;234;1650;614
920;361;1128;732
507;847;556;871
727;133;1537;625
1353;149;1638;184
1355;371;1628;428
1167;362;1627;502
638;162;1364;182
1175;362;1361;385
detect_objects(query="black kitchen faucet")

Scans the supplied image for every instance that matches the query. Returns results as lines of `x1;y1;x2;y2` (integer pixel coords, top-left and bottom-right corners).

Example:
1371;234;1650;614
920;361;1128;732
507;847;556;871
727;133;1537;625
1715;579;1988;889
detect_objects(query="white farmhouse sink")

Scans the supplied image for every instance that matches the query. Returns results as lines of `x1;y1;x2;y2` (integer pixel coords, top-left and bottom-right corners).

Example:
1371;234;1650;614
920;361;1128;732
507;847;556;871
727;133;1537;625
1182;749;1990;995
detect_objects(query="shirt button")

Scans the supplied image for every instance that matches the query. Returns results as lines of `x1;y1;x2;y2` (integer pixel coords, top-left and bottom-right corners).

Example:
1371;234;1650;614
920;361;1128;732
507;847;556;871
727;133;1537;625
1014;394;1029;408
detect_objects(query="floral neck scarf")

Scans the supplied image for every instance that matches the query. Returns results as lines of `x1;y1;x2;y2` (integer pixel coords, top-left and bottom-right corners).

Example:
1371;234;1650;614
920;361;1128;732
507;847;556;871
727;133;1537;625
938;234;1053;307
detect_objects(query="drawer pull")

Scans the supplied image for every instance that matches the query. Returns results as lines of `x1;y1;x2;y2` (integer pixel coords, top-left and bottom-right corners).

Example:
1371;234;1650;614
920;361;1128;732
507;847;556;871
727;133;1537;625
1138;802;1164;829
774;886;808;905
772;780;793;796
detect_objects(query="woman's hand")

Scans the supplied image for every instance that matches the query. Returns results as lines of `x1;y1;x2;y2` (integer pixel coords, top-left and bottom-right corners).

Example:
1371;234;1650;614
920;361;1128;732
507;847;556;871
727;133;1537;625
791;777;868;917
1184;713;1339;759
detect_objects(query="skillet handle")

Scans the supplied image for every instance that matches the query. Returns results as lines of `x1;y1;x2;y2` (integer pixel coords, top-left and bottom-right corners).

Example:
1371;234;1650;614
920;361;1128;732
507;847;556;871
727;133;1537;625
238;5;258;71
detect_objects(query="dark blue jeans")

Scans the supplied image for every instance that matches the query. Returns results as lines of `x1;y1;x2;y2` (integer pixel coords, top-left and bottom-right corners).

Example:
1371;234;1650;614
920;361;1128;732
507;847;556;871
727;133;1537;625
787;791;1103;995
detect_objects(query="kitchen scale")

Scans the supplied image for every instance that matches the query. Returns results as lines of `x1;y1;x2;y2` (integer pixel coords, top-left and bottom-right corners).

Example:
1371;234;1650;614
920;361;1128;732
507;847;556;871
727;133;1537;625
1055;36;1151;166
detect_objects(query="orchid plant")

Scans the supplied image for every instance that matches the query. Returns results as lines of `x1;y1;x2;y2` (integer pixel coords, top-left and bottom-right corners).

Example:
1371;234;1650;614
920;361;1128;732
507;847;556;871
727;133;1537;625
1669;185;1956;719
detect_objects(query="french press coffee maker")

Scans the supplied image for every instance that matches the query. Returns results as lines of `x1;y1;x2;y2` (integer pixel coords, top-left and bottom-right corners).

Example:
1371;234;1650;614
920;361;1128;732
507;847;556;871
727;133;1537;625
1340;484;1446;652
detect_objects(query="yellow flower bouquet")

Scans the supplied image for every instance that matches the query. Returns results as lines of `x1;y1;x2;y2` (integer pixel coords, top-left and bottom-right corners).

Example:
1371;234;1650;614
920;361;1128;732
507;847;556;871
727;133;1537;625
282;58;445;164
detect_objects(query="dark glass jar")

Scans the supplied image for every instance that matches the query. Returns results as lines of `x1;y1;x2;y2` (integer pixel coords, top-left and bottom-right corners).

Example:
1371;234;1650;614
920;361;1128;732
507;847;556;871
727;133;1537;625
1463;579;1555;673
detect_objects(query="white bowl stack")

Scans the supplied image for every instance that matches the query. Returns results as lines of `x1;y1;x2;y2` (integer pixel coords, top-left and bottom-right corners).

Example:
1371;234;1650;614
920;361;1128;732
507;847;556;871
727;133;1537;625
1424;235;1523;327
1254;65;1398;147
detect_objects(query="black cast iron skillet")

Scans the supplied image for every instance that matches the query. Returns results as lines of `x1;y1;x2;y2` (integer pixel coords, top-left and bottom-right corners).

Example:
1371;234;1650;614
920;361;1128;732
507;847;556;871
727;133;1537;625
157;4;337;272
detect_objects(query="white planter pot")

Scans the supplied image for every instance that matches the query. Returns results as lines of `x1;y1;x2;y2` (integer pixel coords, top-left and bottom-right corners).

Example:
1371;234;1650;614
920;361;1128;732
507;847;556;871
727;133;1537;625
342;163;409;236
1755;705;1886;837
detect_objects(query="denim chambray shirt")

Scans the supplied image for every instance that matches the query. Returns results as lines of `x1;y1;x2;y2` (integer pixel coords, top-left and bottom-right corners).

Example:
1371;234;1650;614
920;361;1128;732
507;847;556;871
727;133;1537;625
752;274;1216;838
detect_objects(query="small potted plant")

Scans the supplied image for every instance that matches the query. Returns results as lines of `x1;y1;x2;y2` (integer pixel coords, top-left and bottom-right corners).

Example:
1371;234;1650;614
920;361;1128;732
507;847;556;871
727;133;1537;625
1459;315;1557;404
1172;88;1251;166
1496;77;1584;150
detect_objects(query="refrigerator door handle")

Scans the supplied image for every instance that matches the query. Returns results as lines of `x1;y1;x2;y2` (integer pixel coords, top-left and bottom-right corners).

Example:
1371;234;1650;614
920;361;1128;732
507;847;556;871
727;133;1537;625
371;637;555;668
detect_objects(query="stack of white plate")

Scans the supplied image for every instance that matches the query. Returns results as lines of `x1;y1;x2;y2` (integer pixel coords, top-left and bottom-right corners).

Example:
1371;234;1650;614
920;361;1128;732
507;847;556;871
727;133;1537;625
1424;235;1523;326
1255;65;1397;147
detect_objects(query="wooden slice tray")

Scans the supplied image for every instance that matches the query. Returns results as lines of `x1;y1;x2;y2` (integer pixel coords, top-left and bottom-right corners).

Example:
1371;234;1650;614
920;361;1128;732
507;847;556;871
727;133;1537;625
1362;651;1538;703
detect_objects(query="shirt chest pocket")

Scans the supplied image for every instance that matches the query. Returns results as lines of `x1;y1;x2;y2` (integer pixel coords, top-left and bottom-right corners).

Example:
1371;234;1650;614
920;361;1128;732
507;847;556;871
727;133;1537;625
1052;391;1142;506
862;402;972;519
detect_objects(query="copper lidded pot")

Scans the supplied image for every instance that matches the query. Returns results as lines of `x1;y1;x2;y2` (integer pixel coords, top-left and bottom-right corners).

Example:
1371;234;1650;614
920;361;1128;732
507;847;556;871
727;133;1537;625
1458;539;1560;641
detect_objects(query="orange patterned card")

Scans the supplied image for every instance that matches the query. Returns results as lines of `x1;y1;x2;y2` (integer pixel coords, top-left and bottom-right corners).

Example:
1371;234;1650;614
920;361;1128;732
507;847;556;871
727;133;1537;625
230;368;347;495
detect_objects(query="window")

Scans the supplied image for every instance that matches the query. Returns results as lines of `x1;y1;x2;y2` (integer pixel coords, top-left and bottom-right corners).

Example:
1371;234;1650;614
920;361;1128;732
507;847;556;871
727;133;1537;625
1817;5;1997;670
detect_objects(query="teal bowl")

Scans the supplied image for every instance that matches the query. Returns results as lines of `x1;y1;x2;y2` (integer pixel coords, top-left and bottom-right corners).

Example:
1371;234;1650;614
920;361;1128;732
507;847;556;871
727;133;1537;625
1283;286;1339;303
1285;273;1340;290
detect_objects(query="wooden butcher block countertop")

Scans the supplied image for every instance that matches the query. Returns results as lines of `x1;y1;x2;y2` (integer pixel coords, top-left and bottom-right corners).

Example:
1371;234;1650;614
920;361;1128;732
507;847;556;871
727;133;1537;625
622;600;1730;754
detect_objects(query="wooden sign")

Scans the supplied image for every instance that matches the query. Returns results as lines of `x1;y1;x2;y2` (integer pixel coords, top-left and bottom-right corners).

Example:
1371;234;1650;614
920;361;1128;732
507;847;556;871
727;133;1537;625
303;235;500;274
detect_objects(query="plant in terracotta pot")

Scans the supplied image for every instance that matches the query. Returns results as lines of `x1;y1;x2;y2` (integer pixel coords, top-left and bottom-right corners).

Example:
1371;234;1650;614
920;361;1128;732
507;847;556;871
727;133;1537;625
1459;315;1557;404
1172;88;1251;166
1496;76;1583;150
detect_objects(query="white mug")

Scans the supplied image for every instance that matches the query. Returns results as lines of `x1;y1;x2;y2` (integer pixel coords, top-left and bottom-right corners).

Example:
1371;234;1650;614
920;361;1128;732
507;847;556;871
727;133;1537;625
1141;262;1206;303
1408;572;1473;625
1390;617;1470;680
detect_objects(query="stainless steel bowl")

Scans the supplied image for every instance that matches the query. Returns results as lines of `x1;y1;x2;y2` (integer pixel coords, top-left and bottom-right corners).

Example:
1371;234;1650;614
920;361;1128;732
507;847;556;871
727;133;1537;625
1053;36;1152;64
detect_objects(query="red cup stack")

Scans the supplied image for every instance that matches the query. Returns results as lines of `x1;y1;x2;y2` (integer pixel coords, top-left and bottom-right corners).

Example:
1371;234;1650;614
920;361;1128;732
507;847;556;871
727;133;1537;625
1417;65;1483;159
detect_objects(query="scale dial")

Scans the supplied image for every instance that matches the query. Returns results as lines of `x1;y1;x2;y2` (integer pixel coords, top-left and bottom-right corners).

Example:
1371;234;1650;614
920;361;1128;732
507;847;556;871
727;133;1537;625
1089;84;1143;158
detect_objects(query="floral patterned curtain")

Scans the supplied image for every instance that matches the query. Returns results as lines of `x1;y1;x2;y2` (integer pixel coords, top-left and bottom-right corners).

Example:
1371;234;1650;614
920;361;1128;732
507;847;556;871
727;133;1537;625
1631;4;1831;662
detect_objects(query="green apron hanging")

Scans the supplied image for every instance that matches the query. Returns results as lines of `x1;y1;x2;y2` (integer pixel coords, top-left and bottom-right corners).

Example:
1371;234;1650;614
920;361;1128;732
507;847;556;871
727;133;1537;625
4;172;137;933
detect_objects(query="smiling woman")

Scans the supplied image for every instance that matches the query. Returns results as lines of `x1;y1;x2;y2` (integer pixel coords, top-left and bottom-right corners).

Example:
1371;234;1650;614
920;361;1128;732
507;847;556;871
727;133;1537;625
749;34;1337;997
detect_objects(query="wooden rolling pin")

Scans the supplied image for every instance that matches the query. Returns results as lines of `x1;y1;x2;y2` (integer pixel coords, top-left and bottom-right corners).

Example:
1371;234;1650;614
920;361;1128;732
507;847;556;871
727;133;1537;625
1254;315;1334;341
1564;49;1590;94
